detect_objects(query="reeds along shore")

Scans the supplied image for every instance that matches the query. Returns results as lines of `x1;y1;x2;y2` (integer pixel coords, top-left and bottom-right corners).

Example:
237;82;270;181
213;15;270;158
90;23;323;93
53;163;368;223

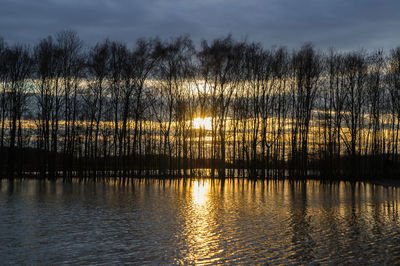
0;31;400;180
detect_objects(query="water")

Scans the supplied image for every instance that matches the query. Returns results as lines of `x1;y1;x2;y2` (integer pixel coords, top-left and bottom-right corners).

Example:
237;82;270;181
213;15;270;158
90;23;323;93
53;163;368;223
1;179;400;265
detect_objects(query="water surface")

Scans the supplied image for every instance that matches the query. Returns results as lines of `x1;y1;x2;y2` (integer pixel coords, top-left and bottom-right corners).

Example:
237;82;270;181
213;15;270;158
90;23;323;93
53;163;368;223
1;178;400;264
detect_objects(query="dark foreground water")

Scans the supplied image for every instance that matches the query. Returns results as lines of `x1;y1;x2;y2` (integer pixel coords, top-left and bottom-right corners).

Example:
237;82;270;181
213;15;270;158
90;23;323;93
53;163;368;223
1;179;400;265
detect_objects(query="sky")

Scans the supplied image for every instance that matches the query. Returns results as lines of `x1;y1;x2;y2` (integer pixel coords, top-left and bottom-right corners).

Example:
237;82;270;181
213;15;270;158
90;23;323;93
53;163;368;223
1;0;400;51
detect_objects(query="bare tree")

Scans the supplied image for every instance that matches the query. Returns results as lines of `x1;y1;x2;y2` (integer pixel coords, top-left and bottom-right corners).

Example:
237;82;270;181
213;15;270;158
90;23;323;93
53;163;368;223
198;36;245;178
387;47;400;166
0;37;7;175
3;44;32;177
1;32;400;179
342;51;367;177
33;36;62;178
289;44;322;177
86;40;110;177
56;30;84;179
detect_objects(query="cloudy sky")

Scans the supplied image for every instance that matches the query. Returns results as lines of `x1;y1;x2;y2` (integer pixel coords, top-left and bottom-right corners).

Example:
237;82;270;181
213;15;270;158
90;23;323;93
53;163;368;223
1;0;400;50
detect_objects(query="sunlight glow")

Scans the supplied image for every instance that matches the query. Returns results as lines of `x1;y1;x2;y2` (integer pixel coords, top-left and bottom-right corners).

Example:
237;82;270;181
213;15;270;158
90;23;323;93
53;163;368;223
193;117;212;130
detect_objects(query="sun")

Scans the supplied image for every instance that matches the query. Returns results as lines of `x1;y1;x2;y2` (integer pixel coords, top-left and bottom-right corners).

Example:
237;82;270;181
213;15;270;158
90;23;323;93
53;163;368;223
193;117;212;130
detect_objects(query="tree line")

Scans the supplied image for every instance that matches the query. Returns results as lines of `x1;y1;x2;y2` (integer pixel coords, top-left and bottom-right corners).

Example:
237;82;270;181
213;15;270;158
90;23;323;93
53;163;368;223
0;31;400;180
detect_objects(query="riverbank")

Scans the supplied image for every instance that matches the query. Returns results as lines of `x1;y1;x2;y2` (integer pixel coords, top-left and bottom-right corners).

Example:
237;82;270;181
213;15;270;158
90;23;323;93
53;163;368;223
2;172;400;189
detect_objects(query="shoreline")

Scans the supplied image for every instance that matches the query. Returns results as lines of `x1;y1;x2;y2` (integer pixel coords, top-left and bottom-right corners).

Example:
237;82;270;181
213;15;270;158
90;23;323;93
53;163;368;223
1;174;400;188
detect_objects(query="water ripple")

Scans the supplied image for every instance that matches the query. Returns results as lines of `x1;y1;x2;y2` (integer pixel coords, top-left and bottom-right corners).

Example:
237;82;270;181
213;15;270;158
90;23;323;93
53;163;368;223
1;179;400;264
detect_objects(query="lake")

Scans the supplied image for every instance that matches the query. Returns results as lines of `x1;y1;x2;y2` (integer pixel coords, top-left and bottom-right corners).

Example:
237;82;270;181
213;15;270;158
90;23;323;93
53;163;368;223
1;178;400;264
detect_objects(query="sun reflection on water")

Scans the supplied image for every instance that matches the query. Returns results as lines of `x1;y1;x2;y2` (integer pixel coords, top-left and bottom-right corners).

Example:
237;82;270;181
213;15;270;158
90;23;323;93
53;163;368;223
2;179;400;264
177;179;225;264
192;180;210;206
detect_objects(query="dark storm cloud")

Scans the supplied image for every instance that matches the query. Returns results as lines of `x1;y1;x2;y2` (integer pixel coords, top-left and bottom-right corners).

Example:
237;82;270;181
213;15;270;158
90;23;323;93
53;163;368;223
1;0;400;50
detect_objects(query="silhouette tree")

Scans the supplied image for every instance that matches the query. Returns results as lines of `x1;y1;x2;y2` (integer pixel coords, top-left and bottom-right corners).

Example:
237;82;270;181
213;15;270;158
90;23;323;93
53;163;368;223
34;36;61;178
387;47;400;168
198;36;245;178
3;44;32;177
289;44;322;177
0;32;399;180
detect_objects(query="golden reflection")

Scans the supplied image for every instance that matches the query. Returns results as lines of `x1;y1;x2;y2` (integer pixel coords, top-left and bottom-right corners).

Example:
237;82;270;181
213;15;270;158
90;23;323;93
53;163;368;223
178;179;224;264
192;179;210;206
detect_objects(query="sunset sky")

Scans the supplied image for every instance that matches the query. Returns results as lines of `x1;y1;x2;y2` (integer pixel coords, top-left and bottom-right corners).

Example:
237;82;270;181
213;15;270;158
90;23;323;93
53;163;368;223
1;0;400;50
